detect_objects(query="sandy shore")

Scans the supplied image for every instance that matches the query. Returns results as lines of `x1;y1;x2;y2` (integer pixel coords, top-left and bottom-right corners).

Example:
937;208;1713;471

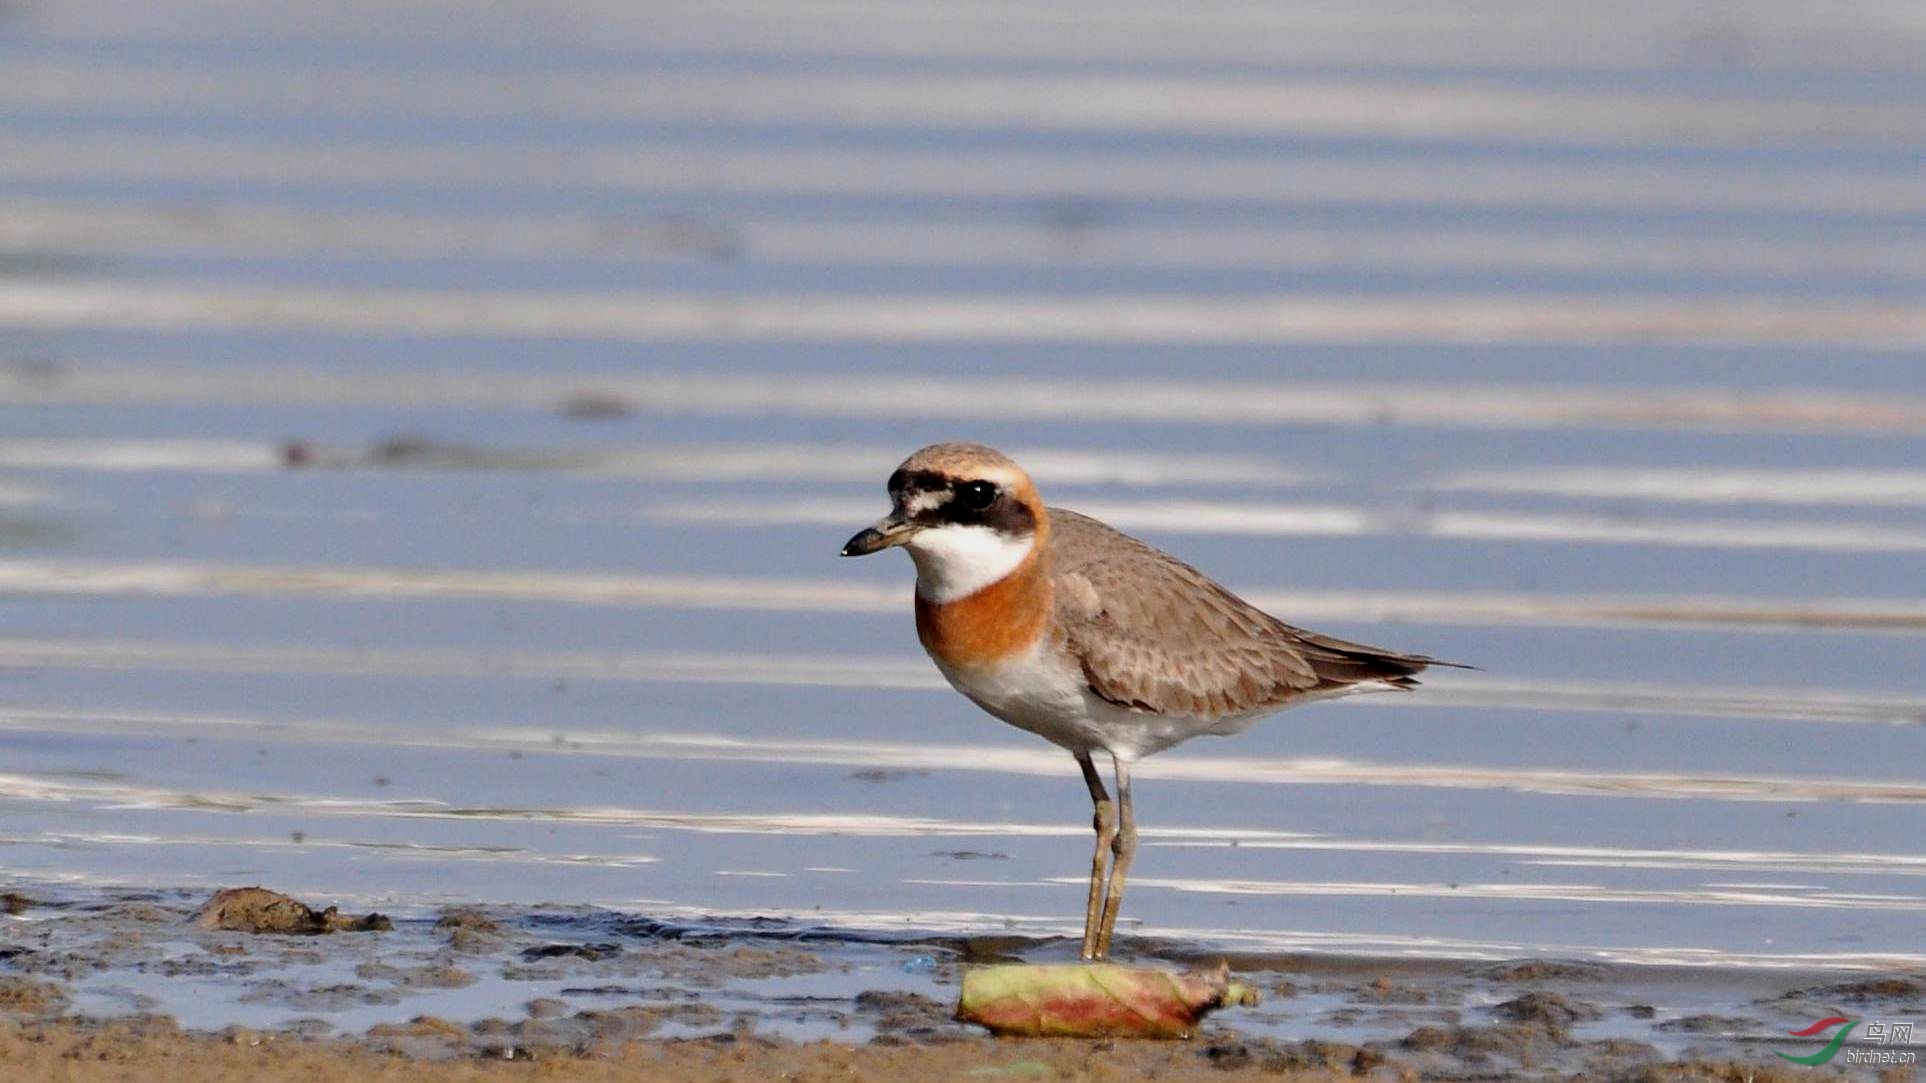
2;886;1920;1080
0;1015;1378;1082
0;1014;1872;1082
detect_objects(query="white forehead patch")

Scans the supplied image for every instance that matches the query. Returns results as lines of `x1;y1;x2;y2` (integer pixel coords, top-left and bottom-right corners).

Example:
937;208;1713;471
905;524;1034;603
904;488;951;515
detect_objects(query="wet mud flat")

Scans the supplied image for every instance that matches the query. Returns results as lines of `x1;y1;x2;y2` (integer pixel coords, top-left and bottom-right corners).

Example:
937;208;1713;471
4;887;1921;1080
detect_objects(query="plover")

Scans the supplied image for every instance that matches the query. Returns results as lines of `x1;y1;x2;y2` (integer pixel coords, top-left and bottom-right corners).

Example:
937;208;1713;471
842;442;1460;960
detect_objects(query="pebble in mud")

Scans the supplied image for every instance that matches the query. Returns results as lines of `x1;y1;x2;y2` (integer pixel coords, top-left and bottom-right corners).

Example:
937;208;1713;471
1353;976;1429;1004
191;887;390;935
1491;990;1605;1031
433;909;499;935
435;908;504;954
1472;959;1610;983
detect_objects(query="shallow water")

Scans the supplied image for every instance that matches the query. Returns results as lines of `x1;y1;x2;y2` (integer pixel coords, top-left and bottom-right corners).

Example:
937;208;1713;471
2;0;1925;1019
14;888;1892;1062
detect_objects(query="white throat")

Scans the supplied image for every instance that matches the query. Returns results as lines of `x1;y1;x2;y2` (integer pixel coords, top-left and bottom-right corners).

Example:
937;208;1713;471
905;525;1034;603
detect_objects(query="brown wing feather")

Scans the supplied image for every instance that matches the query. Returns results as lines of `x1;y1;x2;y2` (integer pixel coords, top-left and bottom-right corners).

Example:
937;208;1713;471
1049;508;1447;720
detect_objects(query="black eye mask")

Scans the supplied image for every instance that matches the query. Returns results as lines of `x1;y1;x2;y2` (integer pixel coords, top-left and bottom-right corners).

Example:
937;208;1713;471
891;472;1036;534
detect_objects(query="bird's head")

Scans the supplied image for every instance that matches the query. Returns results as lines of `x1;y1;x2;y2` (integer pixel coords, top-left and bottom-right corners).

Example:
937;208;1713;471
840;442;1046;602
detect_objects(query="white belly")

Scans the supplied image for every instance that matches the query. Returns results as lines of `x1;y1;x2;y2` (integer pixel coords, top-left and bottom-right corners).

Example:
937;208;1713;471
929;639;1262;760
931;639;1100;751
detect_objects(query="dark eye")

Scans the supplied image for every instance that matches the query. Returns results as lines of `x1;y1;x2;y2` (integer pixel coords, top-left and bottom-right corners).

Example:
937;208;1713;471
958;480;998;511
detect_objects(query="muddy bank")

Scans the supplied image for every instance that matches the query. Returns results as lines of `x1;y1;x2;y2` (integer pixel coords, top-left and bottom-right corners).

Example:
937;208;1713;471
5;1015;1881;1083
2;886;1922;1079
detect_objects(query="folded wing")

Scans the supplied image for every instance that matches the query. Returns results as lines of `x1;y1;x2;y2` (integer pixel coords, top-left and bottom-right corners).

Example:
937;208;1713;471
1048;508;1444;720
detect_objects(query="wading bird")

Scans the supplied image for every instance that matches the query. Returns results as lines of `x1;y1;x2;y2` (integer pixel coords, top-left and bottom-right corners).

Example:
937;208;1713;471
842;443;1460;960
